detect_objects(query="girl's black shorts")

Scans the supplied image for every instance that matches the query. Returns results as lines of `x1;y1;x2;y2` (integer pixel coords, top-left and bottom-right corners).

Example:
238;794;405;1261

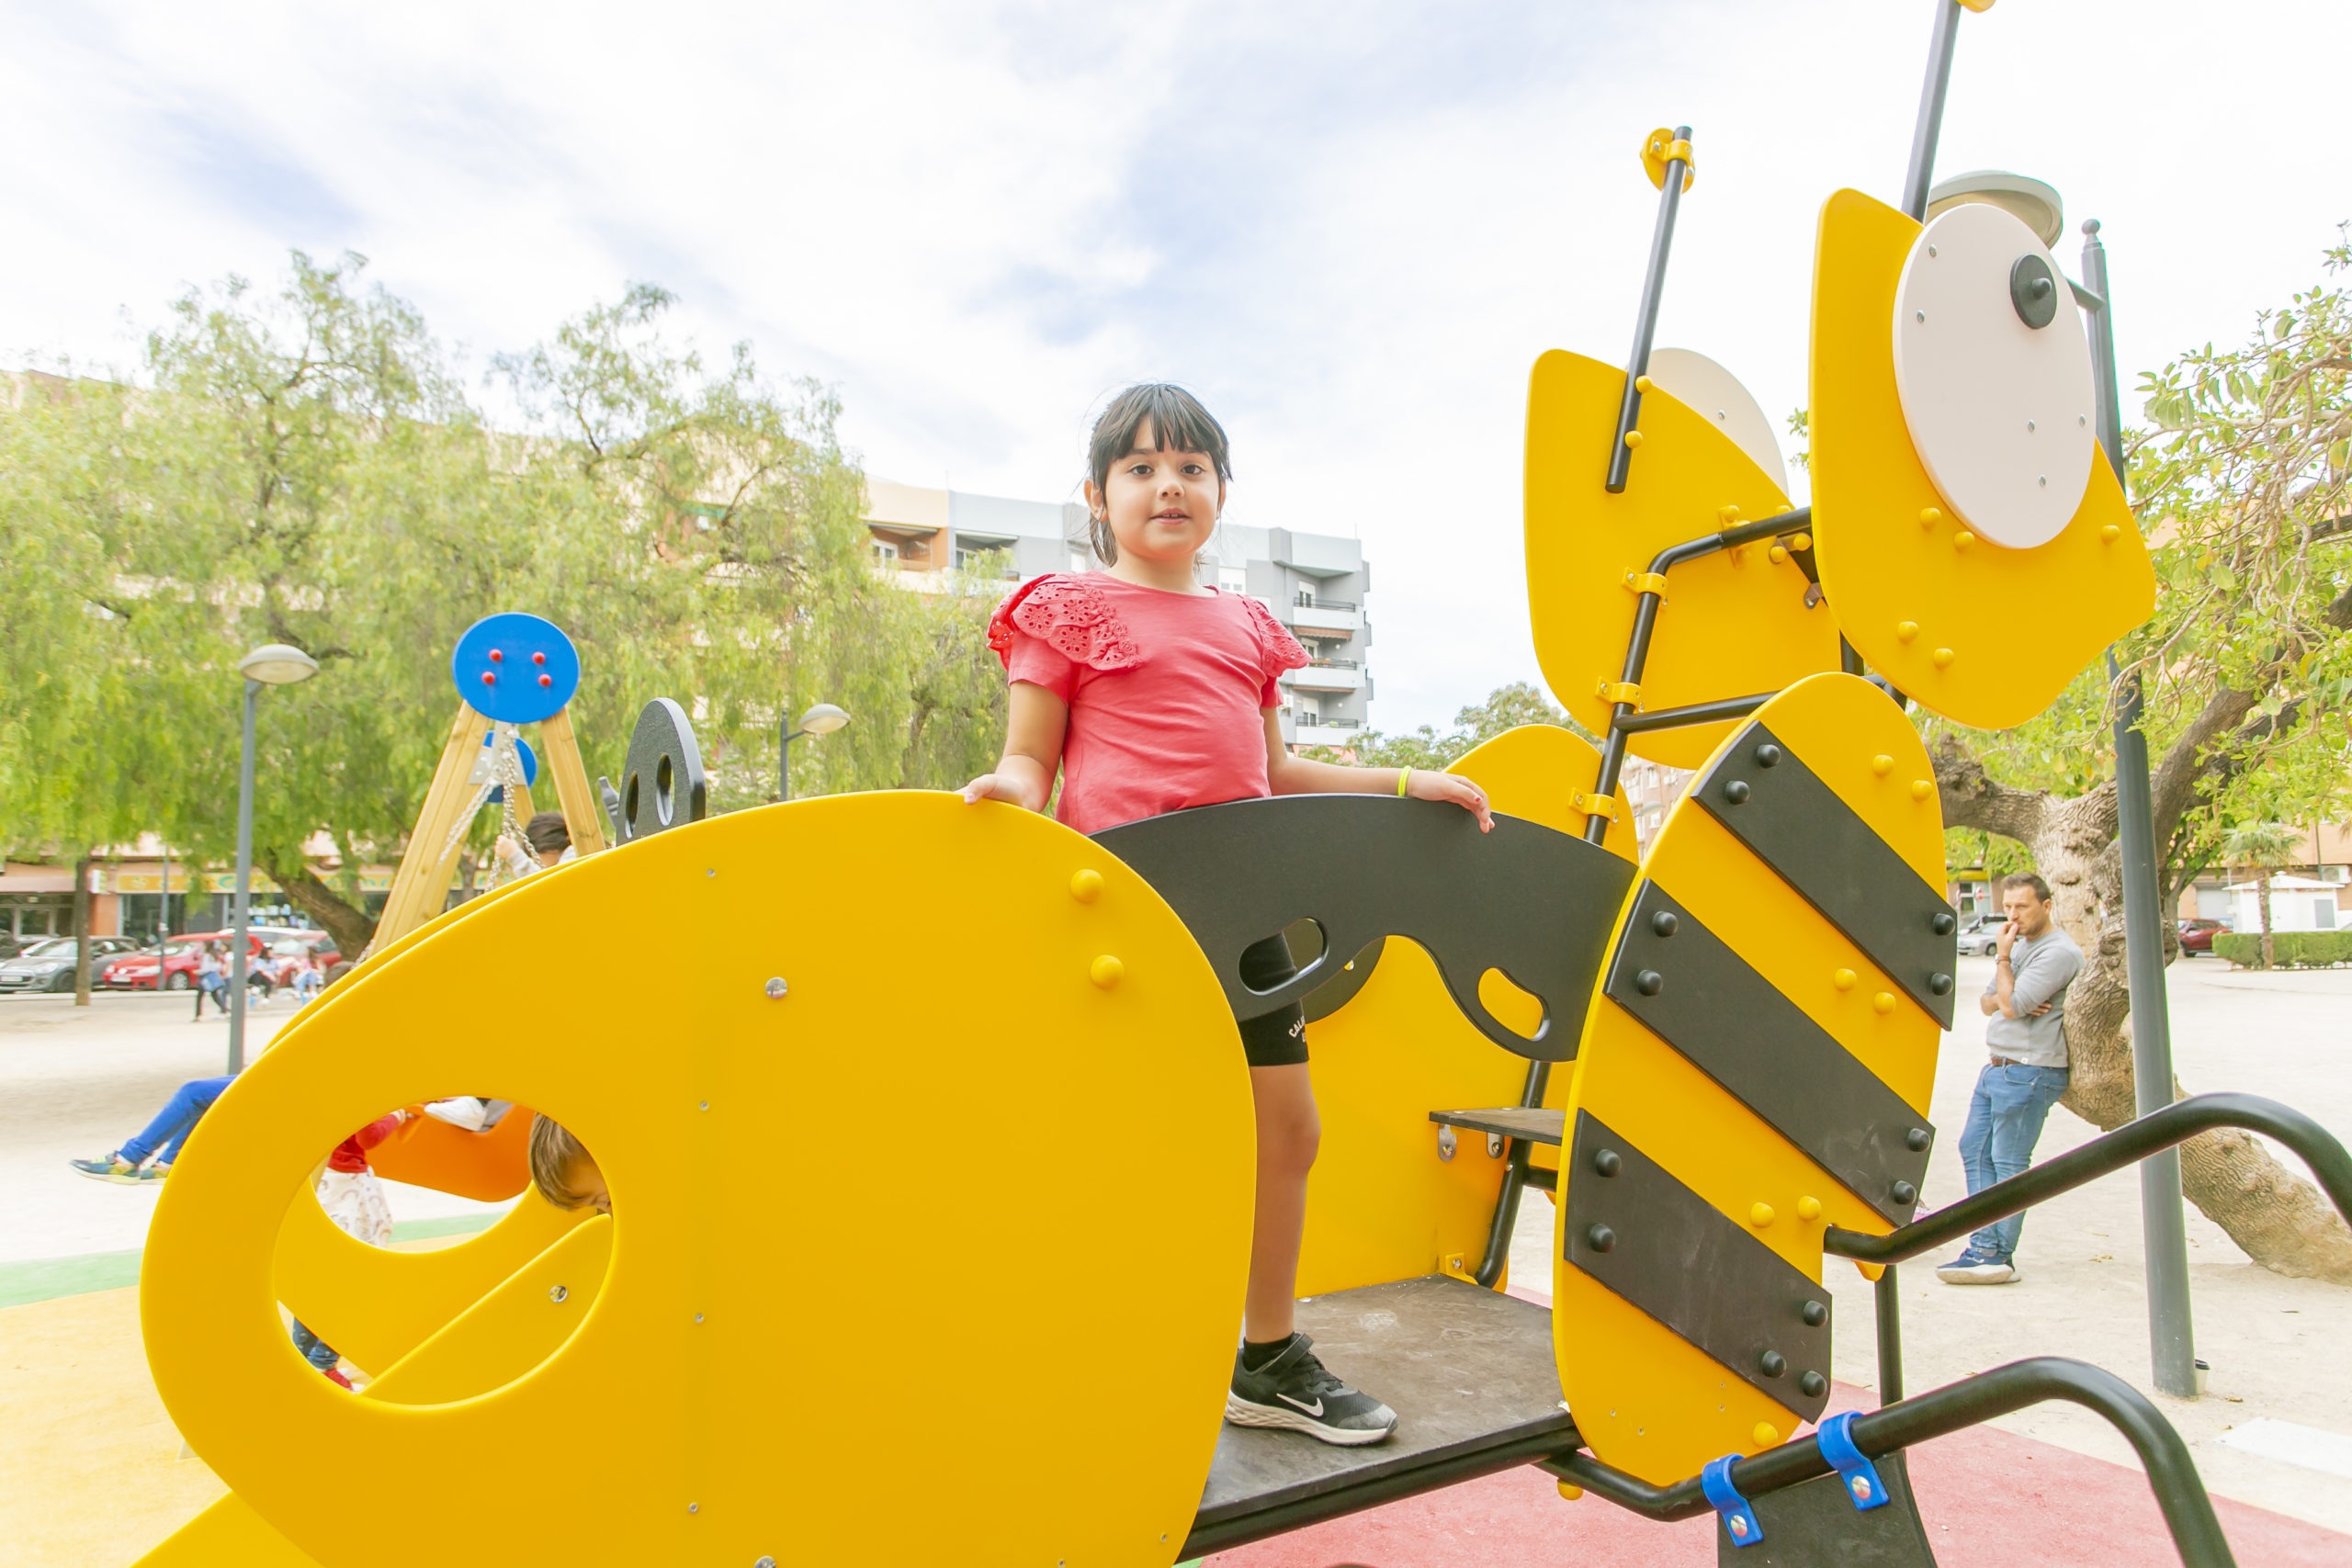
1236;933;1309;1068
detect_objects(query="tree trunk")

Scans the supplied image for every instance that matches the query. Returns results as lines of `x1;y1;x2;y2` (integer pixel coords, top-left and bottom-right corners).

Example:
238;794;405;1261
261;857;379;961
1936;737;2352;1282
2257;873;2275;969
72;851;93;1007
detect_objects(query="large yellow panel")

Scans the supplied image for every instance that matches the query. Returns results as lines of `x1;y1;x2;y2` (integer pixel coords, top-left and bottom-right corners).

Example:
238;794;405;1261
1552;675;1944;1483
134;1495;321;1568
365;1217;613;1406
142;793;1254;1568
1809;188;2155;728
272;1179;583;1379
1526;349;1841;770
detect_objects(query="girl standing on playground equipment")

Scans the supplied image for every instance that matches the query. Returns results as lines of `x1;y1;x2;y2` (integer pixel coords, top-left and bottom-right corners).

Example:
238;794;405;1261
963;383;1491;1447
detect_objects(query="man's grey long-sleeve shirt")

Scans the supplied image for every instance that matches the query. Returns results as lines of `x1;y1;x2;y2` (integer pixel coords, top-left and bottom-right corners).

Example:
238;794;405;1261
1983;926;2084;1069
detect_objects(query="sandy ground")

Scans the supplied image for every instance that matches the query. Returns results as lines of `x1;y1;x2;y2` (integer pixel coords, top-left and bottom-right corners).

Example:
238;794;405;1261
1509;952;2352;1531
0;988;509;1262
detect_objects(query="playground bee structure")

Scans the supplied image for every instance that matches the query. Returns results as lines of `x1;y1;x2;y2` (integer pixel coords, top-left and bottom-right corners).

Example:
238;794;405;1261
130;6;2352;1566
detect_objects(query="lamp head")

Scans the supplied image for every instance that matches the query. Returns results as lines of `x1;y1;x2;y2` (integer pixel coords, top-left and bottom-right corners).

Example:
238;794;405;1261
237;644;320;685
797;703;850;736
1924;170;2064;251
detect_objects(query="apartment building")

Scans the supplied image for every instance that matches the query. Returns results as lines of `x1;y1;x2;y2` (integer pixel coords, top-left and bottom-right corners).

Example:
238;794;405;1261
865;479;1374;746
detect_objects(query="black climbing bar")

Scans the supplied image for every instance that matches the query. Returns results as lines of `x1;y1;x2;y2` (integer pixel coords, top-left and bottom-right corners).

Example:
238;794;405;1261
1611;692;1774;735
1473;1129;1536;1288
1874;1262;1905;1404
1582;507;1814;847
1605;126;1693;494
1825;1093;2352;1266
1543;1358;2235;1568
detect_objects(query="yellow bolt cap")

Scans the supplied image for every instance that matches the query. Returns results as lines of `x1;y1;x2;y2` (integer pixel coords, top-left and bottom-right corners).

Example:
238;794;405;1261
1754;1422;1781;1448
1556;1481;1585;1501
1918;507;1941;526
1953;531;1974;550
1910;779;1934;800
1894;620;1918;642
1069;868;1103;903
1090;954;1124;988
2101;524;2121;541
1634;374;1655;393
1796;1195;1825;1221
1874;991;1897;1014
1832;968;1857;991
1931;647;1956;668
1790;532;1813;551
1749;1201;1775;1227
1768;544;1790;565
1871;754;1894;775
1623;430;1644;448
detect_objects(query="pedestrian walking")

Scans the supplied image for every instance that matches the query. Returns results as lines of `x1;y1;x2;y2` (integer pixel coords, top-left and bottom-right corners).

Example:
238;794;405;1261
193;943;230;1021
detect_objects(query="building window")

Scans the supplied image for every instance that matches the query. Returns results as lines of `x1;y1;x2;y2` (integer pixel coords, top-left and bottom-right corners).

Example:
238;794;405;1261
1218;568;1247;593
873;540;899;569
956;545;1013;577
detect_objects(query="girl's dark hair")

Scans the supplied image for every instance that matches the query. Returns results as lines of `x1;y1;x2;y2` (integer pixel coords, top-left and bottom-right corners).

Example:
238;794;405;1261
1084;384;1232;565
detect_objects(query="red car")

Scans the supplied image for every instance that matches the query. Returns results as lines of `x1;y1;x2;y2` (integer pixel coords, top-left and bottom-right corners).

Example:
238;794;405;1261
2177;918;2228;955
101;931;273;992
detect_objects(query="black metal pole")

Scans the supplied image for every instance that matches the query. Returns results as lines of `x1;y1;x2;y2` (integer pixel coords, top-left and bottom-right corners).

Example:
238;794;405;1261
1605;128;1692;494
1900;1;1964;220
2082;218;2198;1397
1874;1264;1905;1404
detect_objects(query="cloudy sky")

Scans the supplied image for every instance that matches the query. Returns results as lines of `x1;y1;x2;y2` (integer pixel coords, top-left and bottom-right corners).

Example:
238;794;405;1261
6;0;2346;729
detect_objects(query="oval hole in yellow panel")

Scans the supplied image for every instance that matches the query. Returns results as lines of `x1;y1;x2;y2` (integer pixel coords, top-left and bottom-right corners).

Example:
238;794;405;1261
1477;967;1545;1040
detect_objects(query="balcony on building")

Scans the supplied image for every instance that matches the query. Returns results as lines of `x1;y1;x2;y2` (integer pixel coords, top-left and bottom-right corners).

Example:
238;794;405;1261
1278;594;1363;637
1291;714;1365;748
1281;659;1365;694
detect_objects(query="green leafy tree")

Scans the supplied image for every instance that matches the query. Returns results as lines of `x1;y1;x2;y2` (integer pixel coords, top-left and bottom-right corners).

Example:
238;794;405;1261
2220;819;2304;970
0;256;1003;958
1311;681;1589;769
1929;230;2352;1280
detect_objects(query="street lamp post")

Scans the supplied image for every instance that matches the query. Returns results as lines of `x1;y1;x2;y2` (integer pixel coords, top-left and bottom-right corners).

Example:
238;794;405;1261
227;644;319;1074
778;704;851;801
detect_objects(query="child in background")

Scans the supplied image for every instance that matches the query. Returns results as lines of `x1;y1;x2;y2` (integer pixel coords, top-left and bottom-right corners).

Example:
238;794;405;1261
526;1115;609;1215
291;1107;404;1388
960;384;1491;1447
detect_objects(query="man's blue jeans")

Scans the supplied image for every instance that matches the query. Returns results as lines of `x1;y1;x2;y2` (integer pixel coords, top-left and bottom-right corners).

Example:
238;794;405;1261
288;1318;341;1372
120;1075;234;1166
1957;1061;2070;1260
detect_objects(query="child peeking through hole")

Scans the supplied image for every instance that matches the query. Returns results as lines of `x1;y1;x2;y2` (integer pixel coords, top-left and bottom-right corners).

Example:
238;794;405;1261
526;1114;608;1215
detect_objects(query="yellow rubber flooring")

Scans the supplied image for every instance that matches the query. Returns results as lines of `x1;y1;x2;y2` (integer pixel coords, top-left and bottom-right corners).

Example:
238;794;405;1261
1;1285;226;1567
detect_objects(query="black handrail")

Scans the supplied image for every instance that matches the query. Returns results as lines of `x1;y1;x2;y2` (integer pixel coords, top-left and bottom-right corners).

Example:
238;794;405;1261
1544;1358;2234;1568
1826;1093;2352;1265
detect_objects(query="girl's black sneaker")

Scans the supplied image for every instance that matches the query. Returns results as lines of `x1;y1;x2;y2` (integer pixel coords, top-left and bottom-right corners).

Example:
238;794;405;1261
1225;1334;1396;1446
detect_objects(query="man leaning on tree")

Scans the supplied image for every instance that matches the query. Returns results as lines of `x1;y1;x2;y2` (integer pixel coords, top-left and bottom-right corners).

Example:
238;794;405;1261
1938;873;2084;1286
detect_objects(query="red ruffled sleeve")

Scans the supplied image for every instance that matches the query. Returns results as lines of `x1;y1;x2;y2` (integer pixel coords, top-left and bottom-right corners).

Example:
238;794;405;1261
1238;595;1311;682
987;575;1144;673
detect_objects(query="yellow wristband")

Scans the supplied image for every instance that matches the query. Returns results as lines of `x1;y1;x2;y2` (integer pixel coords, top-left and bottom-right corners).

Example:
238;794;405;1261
1396;768;1412;798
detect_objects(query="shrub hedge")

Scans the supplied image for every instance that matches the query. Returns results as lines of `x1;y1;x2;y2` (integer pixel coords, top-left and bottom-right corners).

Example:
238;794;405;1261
2211;931;2352;968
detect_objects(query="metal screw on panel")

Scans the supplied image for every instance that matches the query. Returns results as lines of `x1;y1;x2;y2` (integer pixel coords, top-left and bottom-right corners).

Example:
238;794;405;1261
764;976;788;998
1634;969;1664;997
687;1504;699;1515
695;1313;705;1324
1758;1351;1787;1378
755;1559;776;1568
1487;1133;1504;1158
548;1284;568;1303
1754;744;1781;769
1906;1127;1933;1151
1585;1224;1617;1254
1800;1371;1828;1398
1891;1180;1919;1205
1436;1126;1456;1162
1801;1300;1828;1326
1649;910;1678;938
1593;1148;1622;1177
700;1101;710;1111
707;868;717;877
1722;779;1751;805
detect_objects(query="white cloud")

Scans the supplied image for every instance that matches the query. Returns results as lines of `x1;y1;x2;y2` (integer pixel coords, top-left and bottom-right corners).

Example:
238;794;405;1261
3;0;2345;728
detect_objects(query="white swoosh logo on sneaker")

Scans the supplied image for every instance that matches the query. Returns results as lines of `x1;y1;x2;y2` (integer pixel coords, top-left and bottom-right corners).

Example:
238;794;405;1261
1277;1393;1324;1416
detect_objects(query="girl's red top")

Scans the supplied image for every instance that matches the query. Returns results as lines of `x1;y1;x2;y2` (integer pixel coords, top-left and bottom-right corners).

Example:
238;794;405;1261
989;573;1308;835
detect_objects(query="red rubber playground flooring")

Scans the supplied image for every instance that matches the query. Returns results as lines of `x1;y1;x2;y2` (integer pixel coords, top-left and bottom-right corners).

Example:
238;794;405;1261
1205;1381;2350;1568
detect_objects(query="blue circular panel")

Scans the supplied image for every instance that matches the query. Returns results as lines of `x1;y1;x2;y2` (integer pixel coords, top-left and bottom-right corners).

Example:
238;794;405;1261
451;614;581;724
484;735;540;804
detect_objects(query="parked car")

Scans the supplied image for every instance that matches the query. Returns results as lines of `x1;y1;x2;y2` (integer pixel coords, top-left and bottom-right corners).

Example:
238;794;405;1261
0;935;144;993
2177;918;2229;955
1955;913;2006;957
99;931;273;992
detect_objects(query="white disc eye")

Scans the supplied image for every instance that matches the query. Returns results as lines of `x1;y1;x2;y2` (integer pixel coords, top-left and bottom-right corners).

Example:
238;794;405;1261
1892;203;2095;549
